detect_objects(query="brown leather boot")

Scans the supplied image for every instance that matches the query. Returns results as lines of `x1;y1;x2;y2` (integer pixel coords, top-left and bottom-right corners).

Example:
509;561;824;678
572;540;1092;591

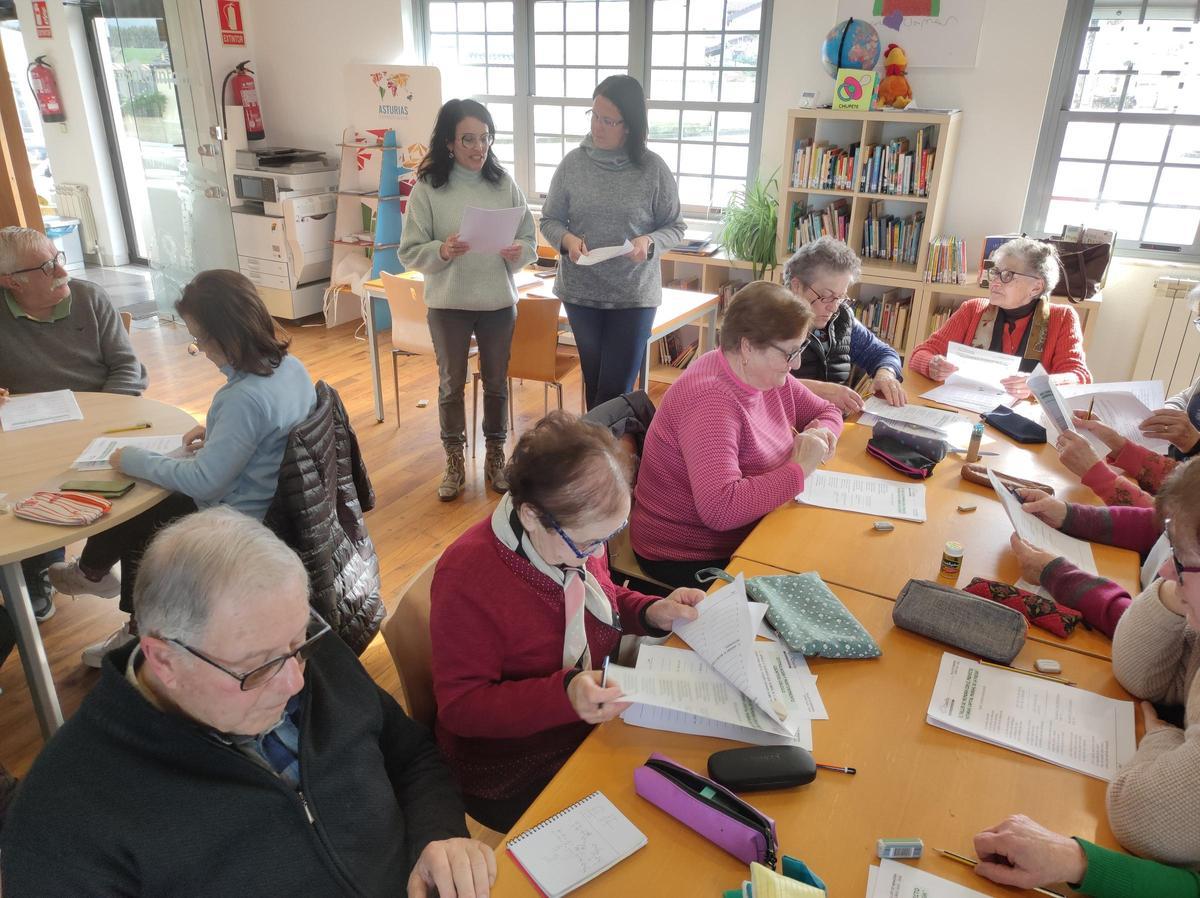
437;445;466;501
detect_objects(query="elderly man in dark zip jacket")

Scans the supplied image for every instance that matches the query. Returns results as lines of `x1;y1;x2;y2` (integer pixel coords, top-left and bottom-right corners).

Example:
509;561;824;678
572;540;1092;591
0;507;495;898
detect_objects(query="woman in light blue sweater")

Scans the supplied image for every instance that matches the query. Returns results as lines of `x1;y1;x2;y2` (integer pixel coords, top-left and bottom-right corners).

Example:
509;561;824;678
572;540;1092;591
398;98;536;501
540;75;685;409
51;270;315;666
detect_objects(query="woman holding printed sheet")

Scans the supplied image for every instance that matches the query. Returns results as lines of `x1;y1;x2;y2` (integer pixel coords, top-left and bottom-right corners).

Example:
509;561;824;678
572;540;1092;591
429;412;704;832
398;99;536;501
630;282;843;589
910;237;1091;398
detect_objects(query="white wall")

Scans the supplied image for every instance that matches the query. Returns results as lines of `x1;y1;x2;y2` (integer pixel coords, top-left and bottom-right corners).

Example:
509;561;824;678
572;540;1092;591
17;0;129;265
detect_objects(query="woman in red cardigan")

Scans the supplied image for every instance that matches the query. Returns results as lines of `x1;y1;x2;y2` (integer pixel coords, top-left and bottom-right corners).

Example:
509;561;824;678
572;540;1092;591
429;412;705;832
910;237;1091;398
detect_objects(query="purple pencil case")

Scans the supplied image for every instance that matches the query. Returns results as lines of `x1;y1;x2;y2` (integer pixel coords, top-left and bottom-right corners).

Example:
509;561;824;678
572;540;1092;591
633;752;778;867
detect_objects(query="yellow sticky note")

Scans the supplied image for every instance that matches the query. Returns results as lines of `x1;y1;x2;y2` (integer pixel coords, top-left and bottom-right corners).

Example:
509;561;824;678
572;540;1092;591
750;862;825;898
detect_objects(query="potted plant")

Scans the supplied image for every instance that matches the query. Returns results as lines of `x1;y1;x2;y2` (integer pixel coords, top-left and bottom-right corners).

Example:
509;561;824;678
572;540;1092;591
721;172;779;280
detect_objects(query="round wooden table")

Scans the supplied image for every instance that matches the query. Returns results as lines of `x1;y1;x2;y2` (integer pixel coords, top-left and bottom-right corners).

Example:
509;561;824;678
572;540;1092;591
0;392;198;740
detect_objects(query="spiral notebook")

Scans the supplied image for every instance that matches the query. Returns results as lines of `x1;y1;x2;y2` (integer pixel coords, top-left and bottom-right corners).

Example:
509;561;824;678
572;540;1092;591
506;791;646;897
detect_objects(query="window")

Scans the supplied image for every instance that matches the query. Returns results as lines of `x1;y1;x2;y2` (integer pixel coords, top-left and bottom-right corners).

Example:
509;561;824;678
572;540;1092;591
421;0;772;214
1024;1;1200;262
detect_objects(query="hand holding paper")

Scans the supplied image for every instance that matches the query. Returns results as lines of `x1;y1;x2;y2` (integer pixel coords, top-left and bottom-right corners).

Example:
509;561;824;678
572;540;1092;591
457;205;526;256
576;240;634;266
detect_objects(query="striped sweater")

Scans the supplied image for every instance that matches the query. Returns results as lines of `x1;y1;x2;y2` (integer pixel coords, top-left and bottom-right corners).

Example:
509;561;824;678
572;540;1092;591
631;349;843;562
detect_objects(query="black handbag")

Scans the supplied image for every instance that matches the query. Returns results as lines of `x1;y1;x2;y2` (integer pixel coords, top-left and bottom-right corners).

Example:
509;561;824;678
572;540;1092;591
981;406;1047;444
1041;238;1112;303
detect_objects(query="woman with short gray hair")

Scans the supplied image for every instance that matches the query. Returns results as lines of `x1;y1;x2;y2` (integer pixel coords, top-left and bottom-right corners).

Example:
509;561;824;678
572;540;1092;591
911;236;1091;397
783;236;906;412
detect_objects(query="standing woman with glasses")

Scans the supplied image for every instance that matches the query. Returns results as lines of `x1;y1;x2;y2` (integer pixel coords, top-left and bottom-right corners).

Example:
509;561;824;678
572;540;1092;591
910;236;1091;397
50;269;315;667
630;282;844;589
539;75;686;409
399;98;537;501
429;411;704;832
783;236;906;413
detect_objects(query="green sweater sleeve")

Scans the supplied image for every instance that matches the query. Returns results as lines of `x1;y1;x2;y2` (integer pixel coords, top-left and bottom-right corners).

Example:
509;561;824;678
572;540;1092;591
1076;839;1200;898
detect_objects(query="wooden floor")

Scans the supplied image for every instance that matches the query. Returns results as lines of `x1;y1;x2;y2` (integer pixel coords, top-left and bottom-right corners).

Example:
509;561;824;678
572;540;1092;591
0;313;667;786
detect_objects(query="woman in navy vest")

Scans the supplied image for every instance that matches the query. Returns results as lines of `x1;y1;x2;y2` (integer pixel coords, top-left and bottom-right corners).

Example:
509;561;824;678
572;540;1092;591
783;237;906;413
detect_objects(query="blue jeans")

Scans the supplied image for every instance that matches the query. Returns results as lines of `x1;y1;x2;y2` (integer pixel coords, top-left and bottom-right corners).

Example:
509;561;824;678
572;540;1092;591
563;304;656;410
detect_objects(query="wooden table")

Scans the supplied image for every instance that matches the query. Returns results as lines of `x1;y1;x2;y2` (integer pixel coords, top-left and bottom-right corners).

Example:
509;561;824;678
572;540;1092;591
491;557;1131;897
0;392;198;739
360;274;719;422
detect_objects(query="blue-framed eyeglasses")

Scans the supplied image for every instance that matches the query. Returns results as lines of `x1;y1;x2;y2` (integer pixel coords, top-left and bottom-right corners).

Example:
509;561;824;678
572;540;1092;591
162;608;332;691
545;513;629;559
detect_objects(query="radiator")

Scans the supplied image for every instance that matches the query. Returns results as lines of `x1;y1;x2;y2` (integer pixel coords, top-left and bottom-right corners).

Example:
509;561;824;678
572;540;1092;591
1133;277;1200;397
54;183;99;255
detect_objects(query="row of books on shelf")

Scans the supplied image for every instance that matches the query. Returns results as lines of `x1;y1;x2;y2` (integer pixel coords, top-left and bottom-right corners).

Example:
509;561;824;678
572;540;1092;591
657;332;699;369
862;203;924;264
855;290;912;347
924;236;970;284
790;199;850;248
788;127;936;197
928;303;961;333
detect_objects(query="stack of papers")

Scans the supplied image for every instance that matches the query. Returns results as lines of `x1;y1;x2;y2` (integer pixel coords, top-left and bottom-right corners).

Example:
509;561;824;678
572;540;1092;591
458;205;525;255
921;343;1019;414
72;435;185;471
926;652;1136;781
797;470;927;523
0;390;83;431
614;576;825;746
1052;379;1170;455
859;396;979;447
867;860;989;898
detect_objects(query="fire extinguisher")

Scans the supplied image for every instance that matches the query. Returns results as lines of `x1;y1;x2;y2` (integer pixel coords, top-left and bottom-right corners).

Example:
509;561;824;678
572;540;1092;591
27;56;65;124
223;60;264;141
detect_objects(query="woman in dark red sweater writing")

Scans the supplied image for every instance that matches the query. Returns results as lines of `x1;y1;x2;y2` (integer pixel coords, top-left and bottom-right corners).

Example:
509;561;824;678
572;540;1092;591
430;413;705;832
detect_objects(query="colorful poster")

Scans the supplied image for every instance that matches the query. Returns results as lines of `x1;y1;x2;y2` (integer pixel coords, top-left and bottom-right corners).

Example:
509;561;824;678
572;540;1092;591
837;0;983;67
834;69;878;110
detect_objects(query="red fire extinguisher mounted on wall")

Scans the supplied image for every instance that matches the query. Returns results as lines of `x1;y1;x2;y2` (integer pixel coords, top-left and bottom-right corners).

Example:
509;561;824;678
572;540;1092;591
27;56;65;124
223;60;264;141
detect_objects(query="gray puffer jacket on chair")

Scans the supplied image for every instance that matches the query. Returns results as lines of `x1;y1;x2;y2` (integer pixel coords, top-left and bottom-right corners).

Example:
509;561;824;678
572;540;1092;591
265;381;383;655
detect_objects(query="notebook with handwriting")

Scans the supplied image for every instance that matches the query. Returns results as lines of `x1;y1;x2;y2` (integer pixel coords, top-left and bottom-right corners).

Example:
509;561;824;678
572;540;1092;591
506;791;646;897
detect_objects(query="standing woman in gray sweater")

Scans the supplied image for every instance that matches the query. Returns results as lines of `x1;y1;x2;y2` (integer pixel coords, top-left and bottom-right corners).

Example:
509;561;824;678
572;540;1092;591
399;99;536;501
540;75;686;409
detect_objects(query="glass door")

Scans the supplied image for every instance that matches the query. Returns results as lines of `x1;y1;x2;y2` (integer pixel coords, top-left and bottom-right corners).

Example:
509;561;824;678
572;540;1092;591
86;0;236;319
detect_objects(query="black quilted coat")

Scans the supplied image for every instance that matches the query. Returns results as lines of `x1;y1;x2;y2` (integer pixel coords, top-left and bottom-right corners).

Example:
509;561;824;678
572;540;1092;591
265;381;383;655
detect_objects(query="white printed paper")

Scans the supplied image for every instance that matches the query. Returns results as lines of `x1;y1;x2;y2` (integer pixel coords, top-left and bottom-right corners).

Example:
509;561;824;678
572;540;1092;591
0;390;83;431
868;859;991;898
1046;390;1170;456
796;470;926;523
1059;379;1165;411
987;468;1097;574
860;397;979;447
622;703;813;748
576;240;634;266
921;382;1016;415
457;205;525;255
72;435;186;471
1027;367;1077;435
926;652;1136;781
945;342;1021;391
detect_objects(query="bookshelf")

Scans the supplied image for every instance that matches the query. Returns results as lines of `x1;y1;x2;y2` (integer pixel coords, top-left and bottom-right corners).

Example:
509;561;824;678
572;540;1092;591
776;107;962;358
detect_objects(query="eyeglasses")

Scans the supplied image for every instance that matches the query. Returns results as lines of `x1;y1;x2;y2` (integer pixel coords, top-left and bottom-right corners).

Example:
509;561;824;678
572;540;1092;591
9;251;66;278
1164;519;1200;582
586;109;624;129
769;340;809;369
987;267;1041;285
163;608;332;691
545;513;629;559
804;285;849;307
458;132;494;148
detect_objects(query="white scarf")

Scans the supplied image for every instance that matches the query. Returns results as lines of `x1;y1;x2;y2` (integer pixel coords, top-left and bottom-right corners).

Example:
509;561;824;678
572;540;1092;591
491;493;614;669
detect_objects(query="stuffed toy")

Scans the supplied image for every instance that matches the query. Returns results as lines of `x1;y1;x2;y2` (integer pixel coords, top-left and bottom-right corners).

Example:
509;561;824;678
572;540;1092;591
877;43;913;109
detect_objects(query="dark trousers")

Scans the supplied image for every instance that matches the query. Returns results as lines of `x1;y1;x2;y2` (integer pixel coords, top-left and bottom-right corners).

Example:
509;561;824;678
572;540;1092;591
20;547;64;600
463;773;555;834
563;303;656;410
80;493;198;613
426;306;517;449
634;550;730;591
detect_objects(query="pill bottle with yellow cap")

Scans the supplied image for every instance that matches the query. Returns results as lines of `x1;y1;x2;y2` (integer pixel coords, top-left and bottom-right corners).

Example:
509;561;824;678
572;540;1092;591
940;541;964;578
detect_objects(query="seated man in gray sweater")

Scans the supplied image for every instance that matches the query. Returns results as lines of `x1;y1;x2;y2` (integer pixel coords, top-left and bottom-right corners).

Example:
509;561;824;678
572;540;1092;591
0;225;147;624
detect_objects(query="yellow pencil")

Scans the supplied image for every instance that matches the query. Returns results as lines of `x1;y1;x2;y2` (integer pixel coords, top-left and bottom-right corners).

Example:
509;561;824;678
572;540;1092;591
1086;397;1096;421
937;849;1065;898
103;422;151;434
1027;634;1111;662
978;658;1076;687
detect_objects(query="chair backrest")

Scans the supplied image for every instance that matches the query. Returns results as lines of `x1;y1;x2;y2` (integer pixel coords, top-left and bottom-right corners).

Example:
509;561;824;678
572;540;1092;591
508;297;563;383
119;310;132;333
381;555;439;729
381;271;434;355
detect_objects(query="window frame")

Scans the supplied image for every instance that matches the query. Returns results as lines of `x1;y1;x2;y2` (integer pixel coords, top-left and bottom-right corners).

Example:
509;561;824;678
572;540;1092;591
1022;0;1200;264
418;0;772;218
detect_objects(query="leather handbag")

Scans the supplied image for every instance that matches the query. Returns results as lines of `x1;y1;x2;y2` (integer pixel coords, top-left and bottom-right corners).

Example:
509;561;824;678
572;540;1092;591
893;579;1028;664
1041;237;1112;302
634;753;778;867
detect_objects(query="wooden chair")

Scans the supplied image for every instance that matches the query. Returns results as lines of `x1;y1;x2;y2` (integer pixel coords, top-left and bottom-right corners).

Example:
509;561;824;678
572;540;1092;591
470;297;581;455
381;271;477;436
119;311;132;334
381;555;438;730
606;523;673;595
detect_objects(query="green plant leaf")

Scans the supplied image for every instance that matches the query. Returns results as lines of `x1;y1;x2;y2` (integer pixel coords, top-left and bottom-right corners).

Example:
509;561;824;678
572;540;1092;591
722;170;780;280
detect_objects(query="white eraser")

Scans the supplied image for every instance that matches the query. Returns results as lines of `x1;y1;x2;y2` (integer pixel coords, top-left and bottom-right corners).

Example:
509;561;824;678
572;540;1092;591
416;399;429;408
872;521;895;532
1035;659;1062;674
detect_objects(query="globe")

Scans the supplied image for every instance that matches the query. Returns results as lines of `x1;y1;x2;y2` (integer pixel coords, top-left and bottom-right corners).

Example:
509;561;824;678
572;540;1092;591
820;18;881;78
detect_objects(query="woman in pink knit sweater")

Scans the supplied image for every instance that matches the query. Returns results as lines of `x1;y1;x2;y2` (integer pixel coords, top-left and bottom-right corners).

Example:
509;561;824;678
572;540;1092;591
631;281;844;588
910;237;1091;398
